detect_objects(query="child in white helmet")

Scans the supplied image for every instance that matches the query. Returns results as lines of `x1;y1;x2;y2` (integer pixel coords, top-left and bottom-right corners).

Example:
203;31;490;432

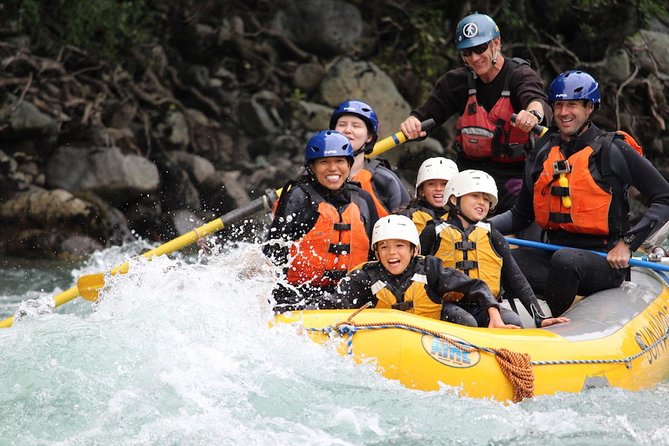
323;214;519;329
396;157;459;234
420;170;569;327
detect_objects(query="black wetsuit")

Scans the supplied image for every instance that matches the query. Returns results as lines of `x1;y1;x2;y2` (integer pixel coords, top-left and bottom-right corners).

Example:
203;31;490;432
411;59;551;214
491;124;669;315
263;174;379;311
421;213;550;327
325;255;502;327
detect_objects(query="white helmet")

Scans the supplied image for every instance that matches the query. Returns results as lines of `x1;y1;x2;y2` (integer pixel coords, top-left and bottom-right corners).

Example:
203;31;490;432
371;215;420;251
445;169;499;209
415;157;459;196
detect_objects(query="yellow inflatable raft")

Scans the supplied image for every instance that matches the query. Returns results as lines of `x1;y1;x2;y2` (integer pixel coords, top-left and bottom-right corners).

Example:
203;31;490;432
275;267;669;402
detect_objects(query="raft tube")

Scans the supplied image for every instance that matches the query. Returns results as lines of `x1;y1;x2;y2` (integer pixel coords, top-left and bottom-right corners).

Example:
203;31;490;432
274;268;669;402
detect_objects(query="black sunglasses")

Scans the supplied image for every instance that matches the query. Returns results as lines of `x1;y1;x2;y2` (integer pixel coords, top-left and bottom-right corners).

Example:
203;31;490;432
461;42;490;57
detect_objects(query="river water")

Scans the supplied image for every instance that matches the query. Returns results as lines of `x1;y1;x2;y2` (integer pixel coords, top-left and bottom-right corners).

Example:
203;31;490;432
1;240;668;446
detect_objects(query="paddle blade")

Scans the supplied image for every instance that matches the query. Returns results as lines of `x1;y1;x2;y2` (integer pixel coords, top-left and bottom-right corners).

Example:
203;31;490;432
77;273;106;301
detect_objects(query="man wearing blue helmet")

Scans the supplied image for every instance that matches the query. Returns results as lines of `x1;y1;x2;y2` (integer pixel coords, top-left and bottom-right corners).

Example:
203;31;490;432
400;12;550;215
330;99;411;217
491;70;669;316
263;130;379;311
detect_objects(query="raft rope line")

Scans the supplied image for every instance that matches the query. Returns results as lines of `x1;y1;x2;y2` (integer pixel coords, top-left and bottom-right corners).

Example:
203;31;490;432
308;305;533;402
530;325;669;367
305;307;669;403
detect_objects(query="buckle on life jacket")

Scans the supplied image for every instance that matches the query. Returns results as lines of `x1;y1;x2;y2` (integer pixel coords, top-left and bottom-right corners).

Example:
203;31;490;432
550;185;570;196
552;160;572;208
552;159;570;175
456;260;478;271
333;223;351;231
455;241;476;251
328;243;351;255
549;212;573;224
392;301;414;311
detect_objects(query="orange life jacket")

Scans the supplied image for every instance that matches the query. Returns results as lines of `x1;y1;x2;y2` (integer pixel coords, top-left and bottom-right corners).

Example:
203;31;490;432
352;160;389;217
616;130;644;157
455;59;531;163
533;144;612;235
286;185;370;287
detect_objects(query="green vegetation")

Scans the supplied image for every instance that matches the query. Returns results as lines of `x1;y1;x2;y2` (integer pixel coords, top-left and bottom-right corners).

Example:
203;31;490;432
3;0;157;59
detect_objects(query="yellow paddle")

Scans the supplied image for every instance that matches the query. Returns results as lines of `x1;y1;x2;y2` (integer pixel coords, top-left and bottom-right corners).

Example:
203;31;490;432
0;120;434;328
365;119;434;158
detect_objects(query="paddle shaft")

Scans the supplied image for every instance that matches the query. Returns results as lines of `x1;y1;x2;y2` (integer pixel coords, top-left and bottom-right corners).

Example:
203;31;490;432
365;119;434;158
506;237;669;272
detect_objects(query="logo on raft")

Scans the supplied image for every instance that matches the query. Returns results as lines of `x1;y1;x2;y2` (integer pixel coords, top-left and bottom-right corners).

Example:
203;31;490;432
422;333;480;368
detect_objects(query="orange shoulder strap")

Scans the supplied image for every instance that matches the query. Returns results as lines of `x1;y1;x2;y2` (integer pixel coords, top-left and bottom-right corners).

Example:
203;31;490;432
616;130;643;156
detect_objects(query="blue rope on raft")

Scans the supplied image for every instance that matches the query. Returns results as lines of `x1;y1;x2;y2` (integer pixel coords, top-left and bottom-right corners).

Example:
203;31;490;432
307;323;669;367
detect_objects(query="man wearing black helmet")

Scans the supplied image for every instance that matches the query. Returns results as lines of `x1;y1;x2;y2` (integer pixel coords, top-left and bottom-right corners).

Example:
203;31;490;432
490;70;669;316
400;13;550;215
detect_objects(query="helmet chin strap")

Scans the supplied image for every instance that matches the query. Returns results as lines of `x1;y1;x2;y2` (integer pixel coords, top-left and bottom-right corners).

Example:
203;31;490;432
452;198;478;225
492;50;498;65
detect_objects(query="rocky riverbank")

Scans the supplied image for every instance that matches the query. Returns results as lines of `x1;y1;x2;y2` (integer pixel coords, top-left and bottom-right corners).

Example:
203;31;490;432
1;0;669;259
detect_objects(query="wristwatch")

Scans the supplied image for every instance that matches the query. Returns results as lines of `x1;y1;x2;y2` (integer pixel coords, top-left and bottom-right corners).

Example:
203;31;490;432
528;110;543;123
622;233;636;245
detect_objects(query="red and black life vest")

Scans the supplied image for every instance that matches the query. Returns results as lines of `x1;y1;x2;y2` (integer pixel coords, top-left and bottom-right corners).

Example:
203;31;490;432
455;59;531;163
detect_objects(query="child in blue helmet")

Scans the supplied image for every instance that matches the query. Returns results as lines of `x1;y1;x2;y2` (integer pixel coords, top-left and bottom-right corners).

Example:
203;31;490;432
330;100;411;217
263;130;379;312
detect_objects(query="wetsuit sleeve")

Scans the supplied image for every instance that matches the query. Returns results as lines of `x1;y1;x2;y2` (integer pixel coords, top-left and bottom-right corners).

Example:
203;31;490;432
607;140;669;250
325;268;375;309
490;229;547;326
371;165;411;213
262;184;318;265
411;69;467;127
489;145;543;234
489;177;535;234
419;219;438;256
424;256;500;311
509;64;553;125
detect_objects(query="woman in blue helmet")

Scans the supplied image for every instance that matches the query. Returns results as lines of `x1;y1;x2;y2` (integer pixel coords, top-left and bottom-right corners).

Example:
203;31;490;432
330;100;411;217
263;130;379;312
400;12;550;215
491;70;669;316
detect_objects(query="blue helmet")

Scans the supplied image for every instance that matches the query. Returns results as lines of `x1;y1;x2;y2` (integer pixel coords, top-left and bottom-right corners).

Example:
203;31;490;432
304;130;354;165
455;13;500;50
329;99;379;142
548;70;601;109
